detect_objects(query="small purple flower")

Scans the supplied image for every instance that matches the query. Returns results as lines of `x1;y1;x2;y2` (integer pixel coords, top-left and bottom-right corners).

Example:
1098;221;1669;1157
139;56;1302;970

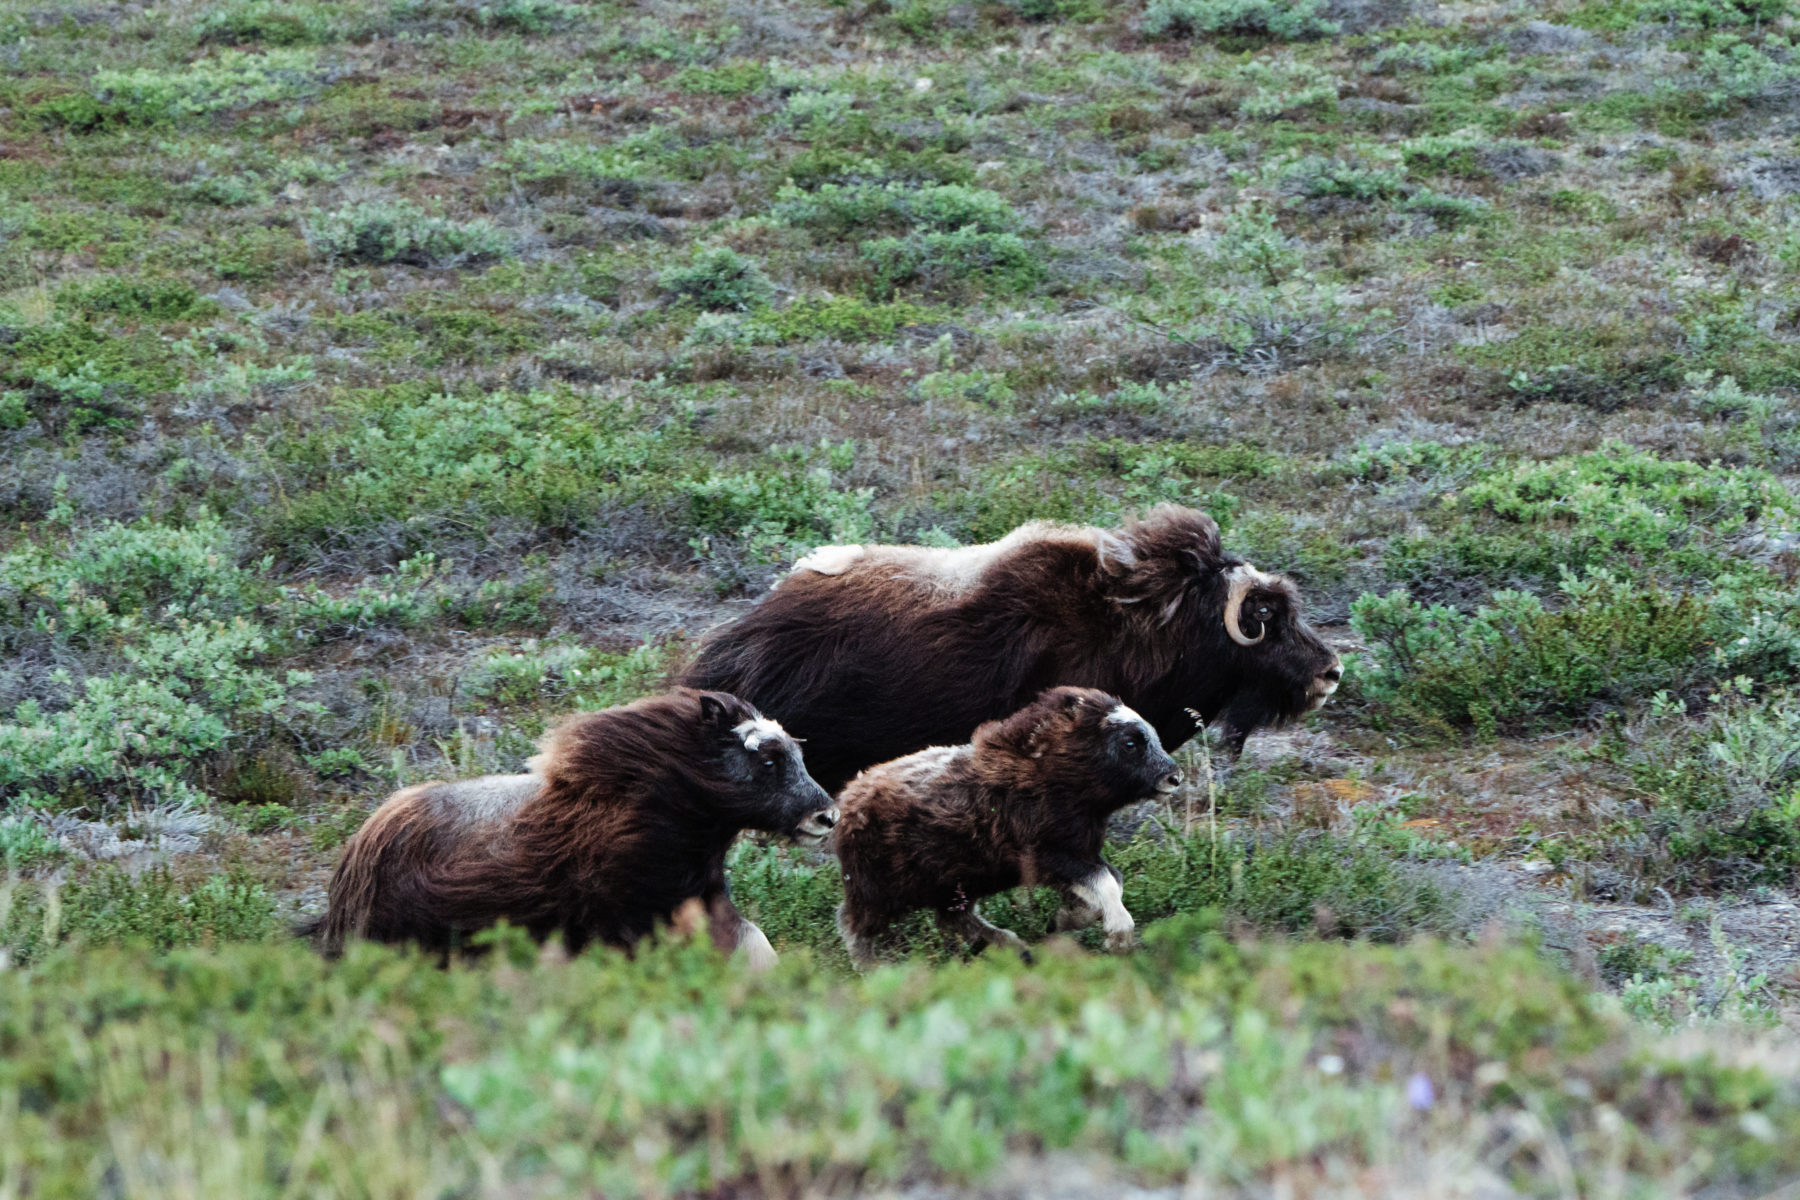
1406;1071;1435;1111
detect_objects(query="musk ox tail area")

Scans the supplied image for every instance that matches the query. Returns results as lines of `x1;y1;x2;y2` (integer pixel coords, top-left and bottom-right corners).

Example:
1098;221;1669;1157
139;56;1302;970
315;784;434;956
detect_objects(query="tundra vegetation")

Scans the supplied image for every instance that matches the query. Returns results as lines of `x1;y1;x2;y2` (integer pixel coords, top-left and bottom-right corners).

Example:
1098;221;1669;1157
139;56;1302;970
1;0;1800;1193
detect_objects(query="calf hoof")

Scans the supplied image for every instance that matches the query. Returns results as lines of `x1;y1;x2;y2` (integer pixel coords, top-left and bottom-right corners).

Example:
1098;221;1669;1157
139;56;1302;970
1104;929;1137;954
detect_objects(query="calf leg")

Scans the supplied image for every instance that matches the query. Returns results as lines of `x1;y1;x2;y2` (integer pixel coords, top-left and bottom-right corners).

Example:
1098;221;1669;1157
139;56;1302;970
1051;862;1120;934
937;908;1033;965
1065;866;1135;953
837;902;883;971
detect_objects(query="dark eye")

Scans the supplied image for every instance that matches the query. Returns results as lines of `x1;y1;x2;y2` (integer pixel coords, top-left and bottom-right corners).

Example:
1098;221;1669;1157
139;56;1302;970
1253;603;1276;622
1122;736;1138;750
760;755;778;771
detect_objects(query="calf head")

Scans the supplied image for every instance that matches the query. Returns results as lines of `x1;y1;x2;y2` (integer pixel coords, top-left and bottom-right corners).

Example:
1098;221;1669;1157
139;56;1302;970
697;692;838;840
1103;506;1342;746
975;686;1181;810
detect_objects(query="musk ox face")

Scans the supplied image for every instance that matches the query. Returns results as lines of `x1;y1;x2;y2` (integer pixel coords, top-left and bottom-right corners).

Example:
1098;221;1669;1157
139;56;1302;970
1112;507;1341;741
1210;563;1342;720
1100;702;1183;800
698;694;838;840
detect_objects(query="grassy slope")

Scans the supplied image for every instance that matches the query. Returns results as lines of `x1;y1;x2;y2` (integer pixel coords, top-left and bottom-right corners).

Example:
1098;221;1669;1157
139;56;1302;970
3;0;1800;1192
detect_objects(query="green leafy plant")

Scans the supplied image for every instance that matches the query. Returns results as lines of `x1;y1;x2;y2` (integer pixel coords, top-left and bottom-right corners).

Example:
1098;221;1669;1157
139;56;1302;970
1143;0;1340;40
1352;570;1720;739
306;200;512;267
659;246;774;311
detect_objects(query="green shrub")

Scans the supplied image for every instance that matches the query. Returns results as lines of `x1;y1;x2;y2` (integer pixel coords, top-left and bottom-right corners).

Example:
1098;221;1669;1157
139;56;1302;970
9;922;1785;1197
460;640;675;710
0;818;62;871
862;228;1044;297
658;247;774;311
54;277;216;322
502;139;651;201
768;296;937;342
1353;570;1721;739
772;181;1023;239
306;200;512;268
1595;686;1800;895
1388;445;1794;591
1278;155;1407;201
1143;0;1340;41
257;385;695;557
196;1;336;44
671;60;773;97
0;520;312;812
84;50;325;126
682;459;876;570
1;866;275;966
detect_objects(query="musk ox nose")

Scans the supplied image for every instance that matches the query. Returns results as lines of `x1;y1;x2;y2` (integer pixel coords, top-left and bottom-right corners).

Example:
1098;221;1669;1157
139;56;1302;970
797;807;839;838
1156;771;1183;794
1321;664;1342;683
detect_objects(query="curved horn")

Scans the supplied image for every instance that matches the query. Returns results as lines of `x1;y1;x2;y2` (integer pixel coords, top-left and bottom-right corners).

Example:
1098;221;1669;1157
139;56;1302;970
1223;564;1266;647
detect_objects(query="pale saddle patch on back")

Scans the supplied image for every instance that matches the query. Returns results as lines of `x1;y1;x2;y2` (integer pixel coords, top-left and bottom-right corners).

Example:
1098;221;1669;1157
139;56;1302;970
427;773;542;832
784;521;1105;599
787;543;865;578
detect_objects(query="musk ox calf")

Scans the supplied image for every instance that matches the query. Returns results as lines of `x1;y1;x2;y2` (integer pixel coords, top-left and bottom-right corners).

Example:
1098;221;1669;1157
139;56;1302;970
680;504;1341;793
832;686;1181;967
313;689;837;966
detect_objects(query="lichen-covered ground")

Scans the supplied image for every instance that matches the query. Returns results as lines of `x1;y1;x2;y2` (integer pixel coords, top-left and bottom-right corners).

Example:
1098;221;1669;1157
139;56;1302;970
4;0;1800;1193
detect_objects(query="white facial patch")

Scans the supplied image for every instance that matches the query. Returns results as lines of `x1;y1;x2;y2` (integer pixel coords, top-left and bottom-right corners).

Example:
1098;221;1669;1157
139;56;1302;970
1104;704;1161;748
734;716;787;753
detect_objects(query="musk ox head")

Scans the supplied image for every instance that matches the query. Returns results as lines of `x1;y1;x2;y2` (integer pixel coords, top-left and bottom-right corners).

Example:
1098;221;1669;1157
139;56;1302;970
975;686;1182;807
536;689;838;841
699;692;839;840
1099;506;1342;746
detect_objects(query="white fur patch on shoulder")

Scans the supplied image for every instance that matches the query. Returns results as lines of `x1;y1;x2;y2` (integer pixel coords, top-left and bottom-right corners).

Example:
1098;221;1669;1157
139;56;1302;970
790;544;865;576
734;716;787;752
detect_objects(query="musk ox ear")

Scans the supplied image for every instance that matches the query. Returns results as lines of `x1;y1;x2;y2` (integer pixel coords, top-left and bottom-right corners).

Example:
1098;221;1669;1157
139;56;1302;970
698;692;734;732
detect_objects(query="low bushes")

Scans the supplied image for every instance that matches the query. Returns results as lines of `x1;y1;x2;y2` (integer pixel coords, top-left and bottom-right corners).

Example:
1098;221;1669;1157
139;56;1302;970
1352;570;1723;740
1;917;1794;1196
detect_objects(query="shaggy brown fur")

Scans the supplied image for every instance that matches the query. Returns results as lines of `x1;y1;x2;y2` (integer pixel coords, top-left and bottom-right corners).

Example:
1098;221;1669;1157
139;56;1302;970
313;689;835;962
680;505;1341;793
832;686;1181;967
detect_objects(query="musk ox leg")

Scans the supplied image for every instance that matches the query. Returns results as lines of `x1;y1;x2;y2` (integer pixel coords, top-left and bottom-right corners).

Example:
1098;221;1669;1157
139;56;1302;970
937;908;1033;965
837;902;882;971
736;920;778;972
1068;867;1136;953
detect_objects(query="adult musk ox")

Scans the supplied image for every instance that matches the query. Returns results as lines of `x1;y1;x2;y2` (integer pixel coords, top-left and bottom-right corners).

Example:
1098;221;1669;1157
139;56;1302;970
312;689;837;966
680;504;1341;793
833;686;1181;967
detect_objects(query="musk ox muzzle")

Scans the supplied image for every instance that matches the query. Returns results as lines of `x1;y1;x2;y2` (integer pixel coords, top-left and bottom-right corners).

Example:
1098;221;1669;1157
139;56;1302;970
794;804;840;842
